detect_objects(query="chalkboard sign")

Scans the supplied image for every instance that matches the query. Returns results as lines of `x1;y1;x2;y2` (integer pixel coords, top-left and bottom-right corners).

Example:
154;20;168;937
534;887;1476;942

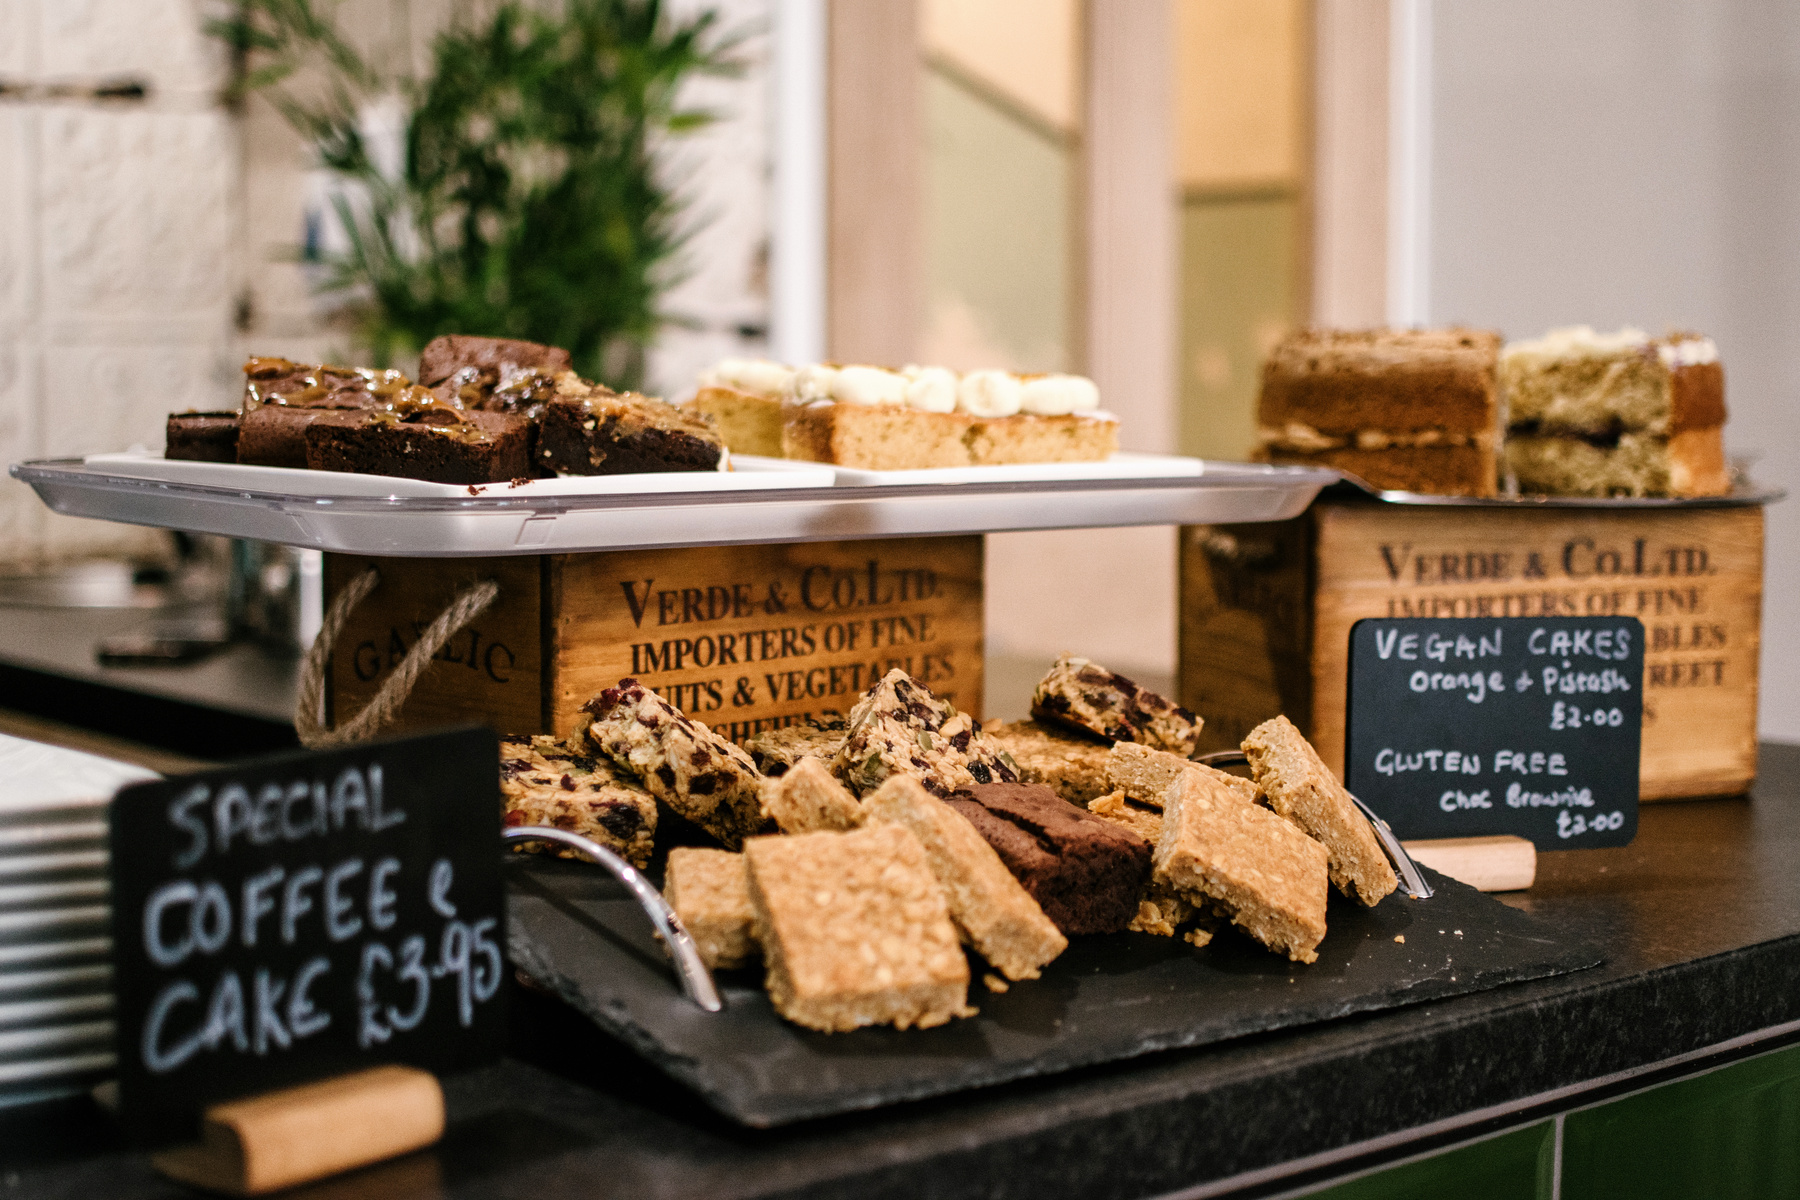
1345;617;1642;849
108;728;505;1146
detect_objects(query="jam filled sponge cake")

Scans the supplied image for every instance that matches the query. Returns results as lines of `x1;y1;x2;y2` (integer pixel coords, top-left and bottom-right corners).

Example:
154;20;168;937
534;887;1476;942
779;363;1118;470
1501;327;1729;498
1257;328;1504;497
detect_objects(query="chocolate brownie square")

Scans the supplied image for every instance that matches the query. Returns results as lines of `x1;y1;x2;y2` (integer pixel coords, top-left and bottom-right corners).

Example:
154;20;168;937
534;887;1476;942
235;357;412;468
538;387;724;475
419;335;572;419
946;782;1151;935
165;411;240;462
302;404;534;484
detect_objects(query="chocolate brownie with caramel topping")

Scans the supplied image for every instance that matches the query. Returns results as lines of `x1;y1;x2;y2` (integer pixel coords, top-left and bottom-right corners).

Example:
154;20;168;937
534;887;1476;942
833;669;1018;798
579;679;769;850
499;734;657;867
1030;654;1202;756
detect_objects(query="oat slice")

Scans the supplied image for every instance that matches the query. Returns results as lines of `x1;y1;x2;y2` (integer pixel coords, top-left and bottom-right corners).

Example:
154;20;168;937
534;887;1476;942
744;824;971;1032
862;776;1066;980
664;848;758;970
1242;715;1397;906
1154;768;1330;963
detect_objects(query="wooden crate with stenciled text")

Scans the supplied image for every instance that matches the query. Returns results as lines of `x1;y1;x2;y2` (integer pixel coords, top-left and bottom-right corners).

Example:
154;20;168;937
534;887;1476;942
1179;500;1766;800
325;537;985;742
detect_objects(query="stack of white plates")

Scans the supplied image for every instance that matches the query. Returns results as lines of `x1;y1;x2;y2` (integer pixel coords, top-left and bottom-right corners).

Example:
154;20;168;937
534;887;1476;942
0;733;156;1107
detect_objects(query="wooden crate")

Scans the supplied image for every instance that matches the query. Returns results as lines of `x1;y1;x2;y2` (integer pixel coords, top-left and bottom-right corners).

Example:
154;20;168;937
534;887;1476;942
1179;501;1765;800
324;536;985;742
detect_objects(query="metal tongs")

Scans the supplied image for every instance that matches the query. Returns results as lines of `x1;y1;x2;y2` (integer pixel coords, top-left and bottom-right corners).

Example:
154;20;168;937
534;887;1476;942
503;825;724;1011
1192;751;1434;900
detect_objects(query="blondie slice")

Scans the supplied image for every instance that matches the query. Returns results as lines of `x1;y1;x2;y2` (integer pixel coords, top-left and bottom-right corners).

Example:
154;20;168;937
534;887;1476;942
833;669;1018;798
981;719;1112;805
862;775;1066;980
1031;654;1202;756
746;718;847;777
759;757;865;834
1106;742;1259;809
1155;768;1330;963
664;847;758;970
945;783;1150;935
744;824;971;1032
499;734;658;868
580;679;769;850
1242;715;1396;907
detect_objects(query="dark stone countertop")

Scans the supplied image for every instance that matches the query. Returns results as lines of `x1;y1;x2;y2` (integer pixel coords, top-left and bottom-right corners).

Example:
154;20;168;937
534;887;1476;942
5;746;1799;1200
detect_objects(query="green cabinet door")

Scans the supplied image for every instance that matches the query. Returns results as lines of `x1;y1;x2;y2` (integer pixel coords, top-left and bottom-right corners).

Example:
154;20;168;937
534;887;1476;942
1561;1042;1800;1200
1303;1122;1555;1200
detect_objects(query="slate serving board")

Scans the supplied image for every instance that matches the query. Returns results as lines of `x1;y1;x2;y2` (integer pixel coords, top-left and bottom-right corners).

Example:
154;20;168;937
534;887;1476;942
505;858;1599;1128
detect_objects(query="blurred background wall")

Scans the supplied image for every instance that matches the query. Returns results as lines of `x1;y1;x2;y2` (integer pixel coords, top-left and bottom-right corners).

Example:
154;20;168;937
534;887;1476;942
1423;0;1800;739
0;0;771;567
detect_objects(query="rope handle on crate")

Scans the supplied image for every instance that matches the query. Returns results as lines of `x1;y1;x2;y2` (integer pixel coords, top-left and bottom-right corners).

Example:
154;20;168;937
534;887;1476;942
294;567;500;748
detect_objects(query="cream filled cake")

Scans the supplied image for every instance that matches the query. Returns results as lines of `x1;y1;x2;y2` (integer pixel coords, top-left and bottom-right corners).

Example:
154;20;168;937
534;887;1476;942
1500;327;1729;498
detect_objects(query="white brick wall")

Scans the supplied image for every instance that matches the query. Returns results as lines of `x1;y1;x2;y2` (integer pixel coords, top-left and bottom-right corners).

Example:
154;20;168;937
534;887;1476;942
0;0;239;565
0;0;772;567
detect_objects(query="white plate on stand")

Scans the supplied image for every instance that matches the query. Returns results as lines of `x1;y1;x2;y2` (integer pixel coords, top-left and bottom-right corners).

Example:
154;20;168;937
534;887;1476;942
772;450;1208;487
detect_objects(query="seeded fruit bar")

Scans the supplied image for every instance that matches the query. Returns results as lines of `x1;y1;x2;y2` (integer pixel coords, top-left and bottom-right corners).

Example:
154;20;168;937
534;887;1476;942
1031;654;1202;756
498;734;657;868
834;669;1018;798
580;679;769;850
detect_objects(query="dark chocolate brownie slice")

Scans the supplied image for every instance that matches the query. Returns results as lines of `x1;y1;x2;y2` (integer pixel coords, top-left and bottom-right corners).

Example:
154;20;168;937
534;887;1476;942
165;412;240;462
302;404;533;484
420;335;572;420
418;335;572;388
538;388;724;475
236;357;415;467
945;781;1151;935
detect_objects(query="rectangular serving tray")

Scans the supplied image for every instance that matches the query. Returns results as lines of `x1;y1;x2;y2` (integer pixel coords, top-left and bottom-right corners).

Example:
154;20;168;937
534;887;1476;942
506;857;1600;1128
11;458;1338;557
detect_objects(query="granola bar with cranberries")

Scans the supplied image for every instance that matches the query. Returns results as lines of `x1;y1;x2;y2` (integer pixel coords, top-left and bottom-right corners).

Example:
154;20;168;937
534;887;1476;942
1030;654;1202;756
499;734;657;867
832;669;1018;798
580;679;769;850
